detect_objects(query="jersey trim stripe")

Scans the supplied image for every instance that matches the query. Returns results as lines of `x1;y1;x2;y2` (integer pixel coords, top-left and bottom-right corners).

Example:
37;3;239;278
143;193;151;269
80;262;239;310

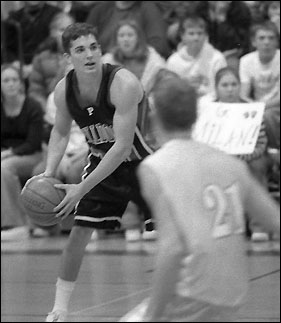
132;145;142;160
74;215;122;223
135;126;154;155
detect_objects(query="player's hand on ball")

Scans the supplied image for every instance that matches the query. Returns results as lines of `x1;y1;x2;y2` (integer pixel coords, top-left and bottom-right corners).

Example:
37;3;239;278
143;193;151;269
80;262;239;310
54;183;85;219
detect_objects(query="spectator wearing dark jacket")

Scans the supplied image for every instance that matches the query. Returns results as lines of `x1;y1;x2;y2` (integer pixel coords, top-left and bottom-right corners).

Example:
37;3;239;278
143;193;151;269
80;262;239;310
2;1;61;79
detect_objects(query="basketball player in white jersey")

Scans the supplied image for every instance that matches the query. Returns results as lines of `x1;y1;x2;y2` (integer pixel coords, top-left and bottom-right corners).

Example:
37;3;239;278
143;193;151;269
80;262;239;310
129;75;280;322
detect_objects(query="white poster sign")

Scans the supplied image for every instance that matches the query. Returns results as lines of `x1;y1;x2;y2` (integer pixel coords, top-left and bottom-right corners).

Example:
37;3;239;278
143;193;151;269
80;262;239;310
192;101;265;155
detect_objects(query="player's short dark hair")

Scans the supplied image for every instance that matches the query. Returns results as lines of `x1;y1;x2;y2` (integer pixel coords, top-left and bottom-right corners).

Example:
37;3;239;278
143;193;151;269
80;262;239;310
151;74;198;132
62;22;98;53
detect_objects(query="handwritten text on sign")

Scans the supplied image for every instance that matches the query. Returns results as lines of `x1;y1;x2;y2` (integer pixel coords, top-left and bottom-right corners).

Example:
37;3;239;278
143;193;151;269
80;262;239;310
192;102;265;155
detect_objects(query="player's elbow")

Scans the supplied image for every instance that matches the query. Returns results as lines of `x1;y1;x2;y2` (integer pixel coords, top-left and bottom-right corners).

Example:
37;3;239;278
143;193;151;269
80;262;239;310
115;142;133;161
120;145;132;160
121;145;133;161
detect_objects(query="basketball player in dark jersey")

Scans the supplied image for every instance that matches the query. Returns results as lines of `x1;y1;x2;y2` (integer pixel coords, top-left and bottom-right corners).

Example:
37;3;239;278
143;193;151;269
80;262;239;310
26;23;154;322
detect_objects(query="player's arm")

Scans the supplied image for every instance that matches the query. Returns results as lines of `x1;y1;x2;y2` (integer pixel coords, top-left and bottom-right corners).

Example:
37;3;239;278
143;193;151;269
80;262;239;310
243;169;280;236
44;78;73;177
138;163;184;321
77;69;142;195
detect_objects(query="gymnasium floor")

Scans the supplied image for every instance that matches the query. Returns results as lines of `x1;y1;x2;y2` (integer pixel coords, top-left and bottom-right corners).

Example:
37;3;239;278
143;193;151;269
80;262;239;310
1;232;280;322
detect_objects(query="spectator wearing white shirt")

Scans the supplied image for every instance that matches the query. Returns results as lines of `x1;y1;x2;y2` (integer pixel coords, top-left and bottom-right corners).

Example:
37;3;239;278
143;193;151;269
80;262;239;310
239;21;280;149
166;13;227;97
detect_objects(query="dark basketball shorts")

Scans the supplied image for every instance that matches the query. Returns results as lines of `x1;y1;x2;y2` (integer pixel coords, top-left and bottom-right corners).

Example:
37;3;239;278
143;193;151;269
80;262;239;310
74;155;151;230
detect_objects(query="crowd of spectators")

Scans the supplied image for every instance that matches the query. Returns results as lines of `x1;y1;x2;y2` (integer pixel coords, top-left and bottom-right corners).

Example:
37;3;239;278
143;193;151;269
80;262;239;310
1;1;280;241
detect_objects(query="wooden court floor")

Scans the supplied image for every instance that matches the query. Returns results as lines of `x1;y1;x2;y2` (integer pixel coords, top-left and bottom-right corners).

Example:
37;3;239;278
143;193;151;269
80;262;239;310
1;233;280;322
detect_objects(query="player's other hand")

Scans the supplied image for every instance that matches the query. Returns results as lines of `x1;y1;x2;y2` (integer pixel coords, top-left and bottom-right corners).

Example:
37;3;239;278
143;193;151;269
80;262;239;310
54;183;85;220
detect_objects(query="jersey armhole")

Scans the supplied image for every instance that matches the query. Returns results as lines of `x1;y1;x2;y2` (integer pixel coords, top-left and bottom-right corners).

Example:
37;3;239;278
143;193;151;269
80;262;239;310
106;66;123;109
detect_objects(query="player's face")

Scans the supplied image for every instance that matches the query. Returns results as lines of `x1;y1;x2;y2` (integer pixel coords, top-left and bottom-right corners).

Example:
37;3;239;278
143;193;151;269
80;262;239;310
66;34;102;74
117;25;138;55
216;72;240;103
252;29;278;59
1;68;22;98
182;26;206;55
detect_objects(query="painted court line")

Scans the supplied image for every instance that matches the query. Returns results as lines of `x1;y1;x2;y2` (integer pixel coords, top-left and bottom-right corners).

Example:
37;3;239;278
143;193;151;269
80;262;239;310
70;287;151;315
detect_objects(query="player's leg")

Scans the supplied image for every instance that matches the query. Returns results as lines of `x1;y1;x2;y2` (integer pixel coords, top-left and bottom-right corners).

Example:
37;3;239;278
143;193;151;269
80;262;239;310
128;161;157;240
46;156;129;322
248;155;271;241
46;225;94;322
122;201;143;242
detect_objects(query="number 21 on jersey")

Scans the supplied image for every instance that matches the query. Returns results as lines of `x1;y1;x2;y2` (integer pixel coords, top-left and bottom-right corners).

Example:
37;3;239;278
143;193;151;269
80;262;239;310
203;183;245;238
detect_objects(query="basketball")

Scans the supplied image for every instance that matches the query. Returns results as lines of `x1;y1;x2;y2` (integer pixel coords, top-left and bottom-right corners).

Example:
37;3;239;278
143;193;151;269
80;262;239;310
21;176;66;227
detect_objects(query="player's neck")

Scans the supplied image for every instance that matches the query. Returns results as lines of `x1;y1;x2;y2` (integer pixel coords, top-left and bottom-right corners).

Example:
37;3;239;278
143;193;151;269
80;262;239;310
160;130;192;145
75;68;103;90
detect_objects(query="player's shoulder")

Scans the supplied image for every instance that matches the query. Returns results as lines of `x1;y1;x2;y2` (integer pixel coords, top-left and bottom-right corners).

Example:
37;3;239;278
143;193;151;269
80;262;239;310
111;68;143;100
113;68;141;87
53;76;67;107
219;149;250;178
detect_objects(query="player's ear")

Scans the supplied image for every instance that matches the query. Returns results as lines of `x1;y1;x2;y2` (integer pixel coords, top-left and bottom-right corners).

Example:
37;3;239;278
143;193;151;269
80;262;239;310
63;52;72;64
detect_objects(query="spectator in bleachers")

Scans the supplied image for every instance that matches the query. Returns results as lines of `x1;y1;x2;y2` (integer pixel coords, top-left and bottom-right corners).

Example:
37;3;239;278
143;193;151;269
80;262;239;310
201;66;270;241
47;1;72;13
2;1;61;80
1;1;23;20
239;21;280;150
163;1;199;52
69;1;104;23
166;13;227;97
1;64;44;240
28;12;75;113
101;19;166;95
195;1;252;70
263;1;280;35
86;1;171;59
244;1;266;24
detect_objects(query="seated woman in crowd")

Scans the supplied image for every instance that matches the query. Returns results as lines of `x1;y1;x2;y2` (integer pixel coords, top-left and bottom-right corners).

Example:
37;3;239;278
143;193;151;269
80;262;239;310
1;64;44;240
101;19;166;95
200;66;271;241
